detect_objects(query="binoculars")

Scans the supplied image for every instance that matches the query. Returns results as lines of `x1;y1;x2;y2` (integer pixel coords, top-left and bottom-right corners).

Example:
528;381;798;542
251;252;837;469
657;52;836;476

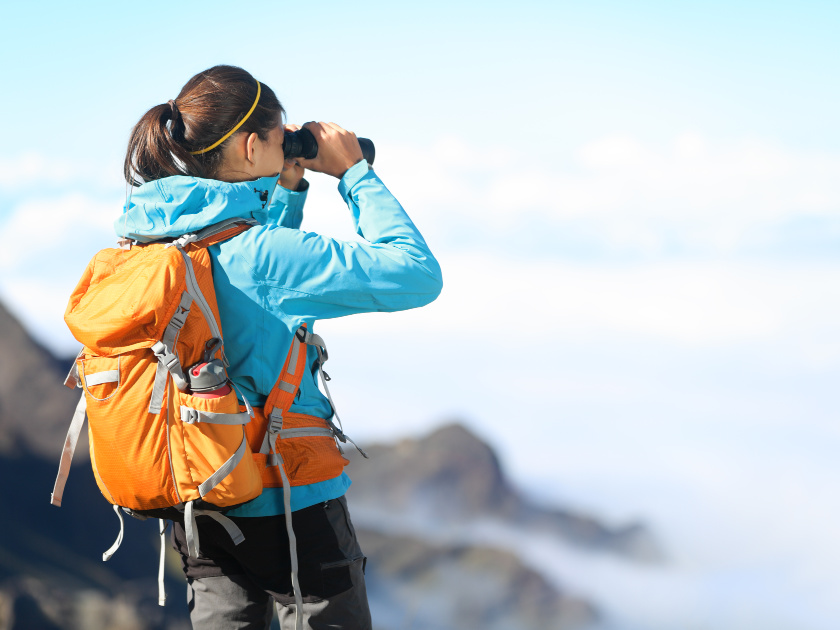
283;127;375;165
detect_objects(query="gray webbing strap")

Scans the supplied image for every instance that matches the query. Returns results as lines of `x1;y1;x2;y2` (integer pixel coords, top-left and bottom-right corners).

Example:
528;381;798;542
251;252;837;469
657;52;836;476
300;331;369;459
231;384;255;420
149;347;172;413
203;511;245;545
260;408;285;466
279;427;335;440
179;406;251;426
259;327;305;463
158;520;168;606
149;292;193;413
197;432;248;498
102;505;125;561
287;332;303;376
176;248;223;349
184;502;246;559
51;392;87;507
64;348;84;389
261;425;342;463
276;381;296;394
277;454;304;630
84;369;119;387
185;501;199;558
191;217;258;244
259;431;273;456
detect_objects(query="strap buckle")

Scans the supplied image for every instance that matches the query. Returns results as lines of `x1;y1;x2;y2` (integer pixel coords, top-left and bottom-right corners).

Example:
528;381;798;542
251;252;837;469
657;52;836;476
268;408;283;434
169;305;190;330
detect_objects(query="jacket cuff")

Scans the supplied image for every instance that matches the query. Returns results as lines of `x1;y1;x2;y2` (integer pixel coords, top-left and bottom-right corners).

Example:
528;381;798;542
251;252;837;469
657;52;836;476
266;178;308;227
338;160;371;201
273;179;308;210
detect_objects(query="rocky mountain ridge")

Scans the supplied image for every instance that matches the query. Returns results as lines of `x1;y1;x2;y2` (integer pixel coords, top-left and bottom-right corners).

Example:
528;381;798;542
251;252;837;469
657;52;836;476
0;300;659;629
346;424;663;562
0;302;80;458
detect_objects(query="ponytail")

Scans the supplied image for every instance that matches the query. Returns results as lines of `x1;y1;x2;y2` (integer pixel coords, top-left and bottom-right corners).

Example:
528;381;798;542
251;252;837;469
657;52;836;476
124;102;201;186
124;66;283;186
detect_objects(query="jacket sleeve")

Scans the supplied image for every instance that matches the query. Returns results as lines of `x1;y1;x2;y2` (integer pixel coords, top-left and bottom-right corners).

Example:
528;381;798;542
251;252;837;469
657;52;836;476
242;161;443;320
264;179;307;229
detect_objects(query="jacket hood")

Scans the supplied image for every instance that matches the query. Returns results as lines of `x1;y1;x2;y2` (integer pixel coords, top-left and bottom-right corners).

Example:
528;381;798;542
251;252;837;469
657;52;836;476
115;175;280;243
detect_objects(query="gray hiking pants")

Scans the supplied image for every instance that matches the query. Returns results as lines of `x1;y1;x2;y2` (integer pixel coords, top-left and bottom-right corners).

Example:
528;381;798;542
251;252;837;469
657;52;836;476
172;496;372;630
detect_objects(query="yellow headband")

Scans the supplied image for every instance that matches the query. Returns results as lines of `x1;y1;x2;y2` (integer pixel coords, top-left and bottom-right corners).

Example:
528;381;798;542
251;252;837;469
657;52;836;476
189;81;262;155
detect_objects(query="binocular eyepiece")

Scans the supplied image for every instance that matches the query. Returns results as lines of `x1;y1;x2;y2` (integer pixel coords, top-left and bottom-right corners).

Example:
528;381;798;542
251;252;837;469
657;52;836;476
283;127;375;165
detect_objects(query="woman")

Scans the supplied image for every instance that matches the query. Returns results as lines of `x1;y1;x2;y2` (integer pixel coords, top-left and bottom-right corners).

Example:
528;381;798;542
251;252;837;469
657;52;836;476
119;65;442;630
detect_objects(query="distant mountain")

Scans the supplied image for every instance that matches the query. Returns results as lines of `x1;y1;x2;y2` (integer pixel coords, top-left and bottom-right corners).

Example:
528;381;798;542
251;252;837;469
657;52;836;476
0;301;660;629
0;301;189;629
0;301;80;458
0;454;189;630
346;424;663;562
359;527;598;630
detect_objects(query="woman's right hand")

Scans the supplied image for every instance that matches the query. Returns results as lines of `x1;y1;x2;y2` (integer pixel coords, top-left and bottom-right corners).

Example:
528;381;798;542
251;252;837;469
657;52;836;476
298;122;364;179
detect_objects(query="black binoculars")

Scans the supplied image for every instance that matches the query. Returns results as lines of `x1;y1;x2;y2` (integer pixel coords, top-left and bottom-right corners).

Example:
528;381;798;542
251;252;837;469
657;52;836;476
283;127;375;165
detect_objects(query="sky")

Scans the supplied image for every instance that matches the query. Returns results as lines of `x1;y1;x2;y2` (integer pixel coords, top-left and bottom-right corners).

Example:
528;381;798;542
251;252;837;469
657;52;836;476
1;2;839;629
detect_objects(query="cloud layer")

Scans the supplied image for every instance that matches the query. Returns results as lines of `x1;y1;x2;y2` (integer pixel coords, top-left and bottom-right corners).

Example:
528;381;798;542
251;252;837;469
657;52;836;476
354;133;840;259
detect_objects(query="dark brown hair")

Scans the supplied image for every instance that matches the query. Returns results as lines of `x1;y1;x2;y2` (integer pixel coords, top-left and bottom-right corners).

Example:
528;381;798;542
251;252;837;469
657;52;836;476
124;65;284;186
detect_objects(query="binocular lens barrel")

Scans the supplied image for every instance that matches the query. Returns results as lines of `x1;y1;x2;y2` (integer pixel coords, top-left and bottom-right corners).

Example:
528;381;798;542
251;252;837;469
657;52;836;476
283;128;375;165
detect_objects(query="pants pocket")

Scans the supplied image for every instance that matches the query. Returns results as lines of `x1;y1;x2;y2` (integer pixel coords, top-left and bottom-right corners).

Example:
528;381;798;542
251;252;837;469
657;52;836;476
315;497;365;597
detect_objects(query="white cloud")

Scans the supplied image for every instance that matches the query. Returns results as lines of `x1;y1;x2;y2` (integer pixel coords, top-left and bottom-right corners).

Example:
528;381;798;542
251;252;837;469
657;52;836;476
4;136;840;361
0;152;114;192
0;192;121;353
0;192;118;269
365;133;840;256
322;254;840;355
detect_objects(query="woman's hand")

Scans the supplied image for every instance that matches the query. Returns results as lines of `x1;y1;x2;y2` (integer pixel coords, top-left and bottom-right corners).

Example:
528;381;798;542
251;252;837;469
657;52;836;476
278;124;306;191
298;122;364;179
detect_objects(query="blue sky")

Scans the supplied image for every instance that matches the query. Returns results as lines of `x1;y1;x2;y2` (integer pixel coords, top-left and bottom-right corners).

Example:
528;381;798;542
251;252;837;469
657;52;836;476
2;2;840;628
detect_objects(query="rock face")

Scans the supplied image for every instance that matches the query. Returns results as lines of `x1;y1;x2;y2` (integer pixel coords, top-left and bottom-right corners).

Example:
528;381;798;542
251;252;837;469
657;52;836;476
358;527;598;630
346;423;664;562
351;423;516;516
0;301;80;458
0;301;187;629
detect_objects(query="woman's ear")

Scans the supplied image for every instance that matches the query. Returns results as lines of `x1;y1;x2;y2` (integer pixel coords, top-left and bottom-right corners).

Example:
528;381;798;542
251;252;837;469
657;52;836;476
245;132;259;165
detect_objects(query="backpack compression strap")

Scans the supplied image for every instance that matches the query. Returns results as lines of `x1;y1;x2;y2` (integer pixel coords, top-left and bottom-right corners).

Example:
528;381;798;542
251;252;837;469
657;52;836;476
260;325;368;461
261;324;312;465
149;219;258;413
296;328;368;458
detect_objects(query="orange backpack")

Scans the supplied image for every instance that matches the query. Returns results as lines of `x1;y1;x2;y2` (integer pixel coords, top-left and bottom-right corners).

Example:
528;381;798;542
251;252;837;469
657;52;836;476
51;217;361;612
50;219;268;598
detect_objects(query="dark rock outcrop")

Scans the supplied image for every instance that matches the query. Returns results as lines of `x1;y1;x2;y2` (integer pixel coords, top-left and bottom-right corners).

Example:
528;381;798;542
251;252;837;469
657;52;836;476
0;301;187;629
346;423;664;561
358;527;598;630
0;301;80;458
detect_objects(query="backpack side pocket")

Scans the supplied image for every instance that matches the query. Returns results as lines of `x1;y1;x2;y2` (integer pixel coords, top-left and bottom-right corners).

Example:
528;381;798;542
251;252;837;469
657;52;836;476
171;388;262;508
82;351;179;510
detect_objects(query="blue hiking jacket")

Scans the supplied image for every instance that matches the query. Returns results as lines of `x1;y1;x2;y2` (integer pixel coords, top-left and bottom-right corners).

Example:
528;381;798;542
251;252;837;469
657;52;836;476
115;161;442;515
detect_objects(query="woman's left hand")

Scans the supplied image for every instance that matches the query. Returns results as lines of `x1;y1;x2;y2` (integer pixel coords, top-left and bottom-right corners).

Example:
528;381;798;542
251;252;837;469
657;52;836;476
279;124;306;191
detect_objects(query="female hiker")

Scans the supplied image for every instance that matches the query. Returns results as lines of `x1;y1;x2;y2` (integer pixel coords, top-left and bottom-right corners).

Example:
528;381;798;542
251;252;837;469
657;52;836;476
119;65;442;629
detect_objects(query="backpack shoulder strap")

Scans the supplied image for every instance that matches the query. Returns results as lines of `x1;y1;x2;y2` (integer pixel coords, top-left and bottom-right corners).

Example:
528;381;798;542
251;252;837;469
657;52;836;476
260;325;368;462
263;324;310;454
167;218;258;251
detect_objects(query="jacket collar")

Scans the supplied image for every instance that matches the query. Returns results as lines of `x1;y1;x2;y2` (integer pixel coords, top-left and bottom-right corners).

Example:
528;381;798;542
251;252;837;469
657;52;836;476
115;174;280;243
